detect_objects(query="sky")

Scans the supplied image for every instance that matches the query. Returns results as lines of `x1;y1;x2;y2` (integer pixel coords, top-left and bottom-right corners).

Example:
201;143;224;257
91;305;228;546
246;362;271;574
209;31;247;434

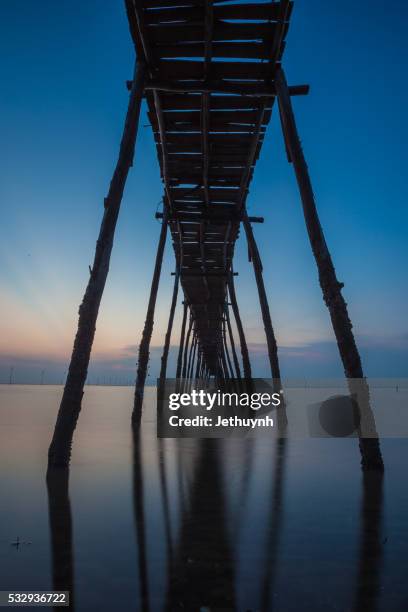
0;1;407;383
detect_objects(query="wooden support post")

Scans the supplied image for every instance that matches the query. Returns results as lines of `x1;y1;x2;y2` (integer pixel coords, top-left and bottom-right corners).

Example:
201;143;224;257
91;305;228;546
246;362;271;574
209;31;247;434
188;334;197;382
222;316;235;380
275;67;383;469
228;272;252;380
195;348;202;380
133;211;169;427
243;211;281;387
48;60;146;467
181;315;193;380
176;302;188;379
158;269;180;395
225;304;242;380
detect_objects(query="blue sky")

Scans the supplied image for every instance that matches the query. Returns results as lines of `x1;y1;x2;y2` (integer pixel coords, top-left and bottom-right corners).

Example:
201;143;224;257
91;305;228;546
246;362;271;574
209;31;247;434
0;1;407;383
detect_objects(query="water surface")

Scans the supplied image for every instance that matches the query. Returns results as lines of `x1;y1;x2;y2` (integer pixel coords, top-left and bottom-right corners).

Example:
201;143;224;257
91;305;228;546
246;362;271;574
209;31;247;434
0;385;407;611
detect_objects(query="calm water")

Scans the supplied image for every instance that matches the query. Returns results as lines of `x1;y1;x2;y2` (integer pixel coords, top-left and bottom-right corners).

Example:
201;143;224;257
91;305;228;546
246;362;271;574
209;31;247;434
0;385;407;611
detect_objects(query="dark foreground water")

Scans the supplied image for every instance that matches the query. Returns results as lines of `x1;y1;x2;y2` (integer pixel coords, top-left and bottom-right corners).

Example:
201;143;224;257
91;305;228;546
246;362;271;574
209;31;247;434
0;385;407;611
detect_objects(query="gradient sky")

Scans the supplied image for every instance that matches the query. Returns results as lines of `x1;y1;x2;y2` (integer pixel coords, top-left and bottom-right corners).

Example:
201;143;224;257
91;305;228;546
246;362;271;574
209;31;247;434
0;1;407;382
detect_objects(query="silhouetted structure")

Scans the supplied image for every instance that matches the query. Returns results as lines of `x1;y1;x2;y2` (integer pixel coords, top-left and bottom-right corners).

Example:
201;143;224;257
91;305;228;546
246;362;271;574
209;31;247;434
46;468;75;610
48;0;383;471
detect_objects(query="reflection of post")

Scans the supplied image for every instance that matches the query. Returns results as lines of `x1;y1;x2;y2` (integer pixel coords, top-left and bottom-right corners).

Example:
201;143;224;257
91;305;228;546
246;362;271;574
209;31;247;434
165;440;236;610
353;471;384;612
46;468;75;610
132;432;150;612
158;438;174;572
260;438;288;611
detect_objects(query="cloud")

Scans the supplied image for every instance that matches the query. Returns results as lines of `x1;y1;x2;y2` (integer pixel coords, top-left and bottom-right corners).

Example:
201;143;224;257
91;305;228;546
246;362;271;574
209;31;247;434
1;332;407;384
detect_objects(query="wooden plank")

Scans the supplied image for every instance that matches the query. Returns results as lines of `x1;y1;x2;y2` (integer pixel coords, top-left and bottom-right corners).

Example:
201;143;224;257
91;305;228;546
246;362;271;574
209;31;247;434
160;94;269;111
165;133;261;146
158;109;271;125
148;21;284;44
142;0;207;7
170;186;239;199
214;2;293;21
144;3;292;24
156;42;271;60
157;59;271;80
145;78;312;98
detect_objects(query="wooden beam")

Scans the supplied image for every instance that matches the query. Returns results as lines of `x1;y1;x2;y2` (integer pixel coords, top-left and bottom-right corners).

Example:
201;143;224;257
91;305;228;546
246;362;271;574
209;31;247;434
275;67;383;468
243;211;282;390
133;211;168;427
227;271;252;380
158;268;180;395
176;301;188;379
142;80;309;97
48;60;146;467
181;314;193;380
156;212;264;223
225;303;242;380
222;314;235;380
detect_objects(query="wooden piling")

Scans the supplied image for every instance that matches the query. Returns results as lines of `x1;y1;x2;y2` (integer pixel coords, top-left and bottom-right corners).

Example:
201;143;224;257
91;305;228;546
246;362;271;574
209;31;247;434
48;60;146;467
158;269;180;395
243;211;281;387
225;304;242;379
133;210;169;427
275;67;383;469
176;302;188;379
227;272;252;381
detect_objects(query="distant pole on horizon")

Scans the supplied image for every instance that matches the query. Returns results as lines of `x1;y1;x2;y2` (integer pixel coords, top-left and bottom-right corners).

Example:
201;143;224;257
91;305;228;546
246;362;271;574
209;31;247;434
9;366;14;385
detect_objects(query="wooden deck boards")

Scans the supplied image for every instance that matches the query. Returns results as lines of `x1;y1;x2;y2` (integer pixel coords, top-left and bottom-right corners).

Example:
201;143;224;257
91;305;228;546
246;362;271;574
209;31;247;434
125;0;292;373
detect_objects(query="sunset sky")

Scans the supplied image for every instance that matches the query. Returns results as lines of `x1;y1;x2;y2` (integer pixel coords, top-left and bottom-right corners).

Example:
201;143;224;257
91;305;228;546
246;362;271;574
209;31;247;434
0;1;407;383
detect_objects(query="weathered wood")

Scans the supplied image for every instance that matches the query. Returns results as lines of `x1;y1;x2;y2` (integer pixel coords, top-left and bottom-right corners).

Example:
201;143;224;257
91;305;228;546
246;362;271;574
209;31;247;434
148;21;287;45
243;212;281;387
276;67;383;468
145;79;309;97
176;301;188;379
227;272;252;380
222;316;235;380
158;268;180;394
144;2;292;24
125;0;291;389
160;95;270;111
181;314;193;379
133;212;169;427
151;42;272;60
156;211;264;224
48;60;145;467
225;304;242;379
186;332;197;382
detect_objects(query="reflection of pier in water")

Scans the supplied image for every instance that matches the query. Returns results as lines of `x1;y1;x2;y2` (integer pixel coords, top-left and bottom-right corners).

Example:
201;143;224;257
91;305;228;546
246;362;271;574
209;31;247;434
47;430;385;610
46;468;75;611
165;440;236;610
